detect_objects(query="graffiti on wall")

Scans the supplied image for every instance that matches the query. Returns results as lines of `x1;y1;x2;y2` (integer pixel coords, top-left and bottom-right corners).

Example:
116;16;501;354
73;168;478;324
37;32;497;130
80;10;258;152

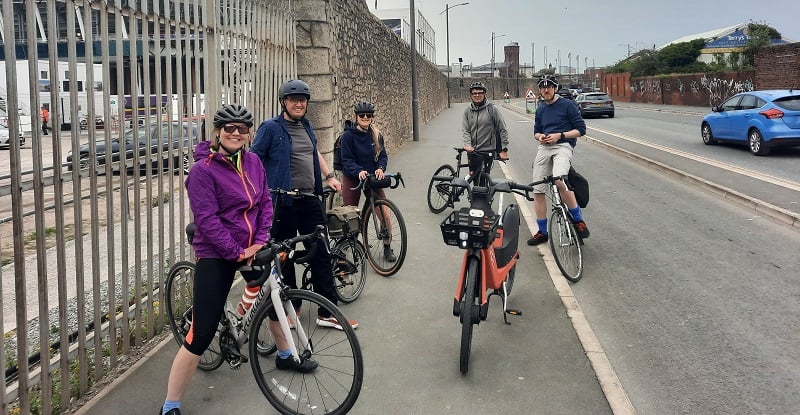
699;75;754;107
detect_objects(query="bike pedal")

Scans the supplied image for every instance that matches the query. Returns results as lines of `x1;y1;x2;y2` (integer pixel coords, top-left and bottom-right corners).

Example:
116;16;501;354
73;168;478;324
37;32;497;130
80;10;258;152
505;309;522;316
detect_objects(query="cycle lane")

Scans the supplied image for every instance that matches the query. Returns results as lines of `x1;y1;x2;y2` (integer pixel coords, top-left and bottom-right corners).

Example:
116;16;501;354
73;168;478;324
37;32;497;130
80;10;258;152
73;104;615;415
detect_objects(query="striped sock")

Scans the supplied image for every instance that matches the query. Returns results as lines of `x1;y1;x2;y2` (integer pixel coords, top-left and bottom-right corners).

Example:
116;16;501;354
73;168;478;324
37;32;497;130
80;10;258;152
237;285;260;316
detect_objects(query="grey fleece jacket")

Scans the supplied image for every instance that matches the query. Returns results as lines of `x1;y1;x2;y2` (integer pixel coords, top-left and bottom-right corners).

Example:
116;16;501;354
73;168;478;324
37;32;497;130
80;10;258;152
461;101;509;152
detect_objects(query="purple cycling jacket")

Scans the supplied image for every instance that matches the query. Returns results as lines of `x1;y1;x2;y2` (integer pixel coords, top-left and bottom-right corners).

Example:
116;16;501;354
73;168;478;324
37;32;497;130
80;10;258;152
186;140;273;261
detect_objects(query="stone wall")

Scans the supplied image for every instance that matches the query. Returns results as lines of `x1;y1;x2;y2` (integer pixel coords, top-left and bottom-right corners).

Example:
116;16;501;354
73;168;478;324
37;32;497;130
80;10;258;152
293;0;447;159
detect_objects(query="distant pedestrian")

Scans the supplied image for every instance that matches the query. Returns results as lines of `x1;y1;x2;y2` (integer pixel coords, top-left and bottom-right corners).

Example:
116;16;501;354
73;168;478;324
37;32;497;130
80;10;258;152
40;106;50;135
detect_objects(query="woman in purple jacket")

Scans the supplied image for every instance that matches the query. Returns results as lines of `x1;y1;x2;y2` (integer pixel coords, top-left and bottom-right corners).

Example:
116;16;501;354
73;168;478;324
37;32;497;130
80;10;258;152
159;105;310;415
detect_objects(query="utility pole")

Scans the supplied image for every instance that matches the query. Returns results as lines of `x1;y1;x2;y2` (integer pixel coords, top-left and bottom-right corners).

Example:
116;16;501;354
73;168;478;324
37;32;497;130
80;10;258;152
531;42;535;75
410;0;419;141
441;2;469;108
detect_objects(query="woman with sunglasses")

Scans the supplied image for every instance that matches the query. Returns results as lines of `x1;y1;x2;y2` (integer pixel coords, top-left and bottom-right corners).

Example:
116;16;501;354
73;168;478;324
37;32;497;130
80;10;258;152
159;104;312;415
338;100;396;262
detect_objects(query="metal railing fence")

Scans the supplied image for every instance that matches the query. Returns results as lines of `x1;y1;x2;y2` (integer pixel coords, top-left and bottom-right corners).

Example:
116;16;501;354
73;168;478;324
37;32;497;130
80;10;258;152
0;0;294;413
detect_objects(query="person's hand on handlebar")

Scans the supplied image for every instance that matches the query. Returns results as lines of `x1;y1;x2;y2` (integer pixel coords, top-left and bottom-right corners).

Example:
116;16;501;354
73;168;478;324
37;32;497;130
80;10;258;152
358;170;369;181
463;145;474;152
242;243;264;265
326;175;342;192
373;168;385;180
498;150;508;161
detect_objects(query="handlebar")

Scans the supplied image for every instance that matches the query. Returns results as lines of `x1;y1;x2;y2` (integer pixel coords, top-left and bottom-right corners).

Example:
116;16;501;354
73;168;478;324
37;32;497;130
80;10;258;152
453;147;509;162
350;172;405;191
528;174;572;191
270;188;317;198
245;224;326;288
432;174;534;201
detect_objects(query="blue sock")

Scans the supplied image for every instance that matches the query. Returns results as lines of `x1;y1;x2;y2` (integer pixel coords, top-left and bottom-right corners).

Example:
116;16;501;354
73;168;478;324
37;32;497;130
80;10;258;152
278;349;292;359
536;219;548;235
569;207;583;222
162;400;180;414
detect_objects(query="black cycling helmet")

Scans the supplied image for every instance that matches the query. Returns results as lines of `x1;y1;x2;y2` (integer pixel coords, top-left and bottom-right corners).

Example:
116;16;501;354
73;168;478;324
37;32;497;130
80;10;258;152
537;75;559;89
469;81;487;92
354;100;376;114
213;104;254;128
279;79;311;100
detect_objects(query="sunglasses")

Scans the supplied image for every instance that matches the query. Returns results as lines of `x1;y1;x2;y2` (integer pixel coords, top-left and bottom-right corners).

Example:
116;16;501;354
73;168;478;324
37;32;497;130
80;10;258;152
471;91;485;96
222;125;251;134
357;113;374;119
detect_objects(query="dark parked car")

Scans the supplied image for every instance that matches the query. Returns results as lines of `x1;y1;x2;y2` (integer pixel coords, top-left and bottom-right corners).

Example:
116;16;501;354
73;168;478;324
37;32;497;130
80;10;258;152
556;88;575;100
575;92;615;118
701;90;800;156
66;121;198;173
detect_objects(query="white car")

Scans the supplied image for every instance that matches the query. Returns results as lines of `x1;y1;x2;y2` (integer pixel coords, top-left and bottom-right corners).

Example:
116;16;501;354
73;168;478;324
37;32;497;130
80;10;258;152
0;123;26;149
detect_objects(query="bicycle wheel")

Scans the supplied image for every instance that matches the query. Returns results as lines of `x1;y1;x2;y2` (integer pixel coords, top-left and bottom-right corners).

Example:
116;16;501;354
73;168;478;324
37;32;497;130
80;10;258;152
164;261;224;371
362;198;407;276
331;237;367;303
548;209;584;282
460;257;479;374
248;289;363;415
427;164;456;213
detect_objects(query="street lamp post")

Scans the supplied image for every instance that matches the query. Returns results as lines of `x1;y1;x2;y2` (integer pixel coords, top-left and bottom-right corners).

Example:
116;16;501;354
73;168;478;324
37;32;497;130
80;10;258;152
490;32;506;100
441;2;469;108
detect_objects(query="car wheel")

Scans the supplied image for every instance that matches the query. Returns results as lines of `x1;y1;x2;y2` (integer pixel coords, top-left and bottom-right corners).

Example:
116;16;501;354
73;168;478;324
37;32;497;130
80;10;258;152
701;123;717;145
748;128;770;156
607;112;615;118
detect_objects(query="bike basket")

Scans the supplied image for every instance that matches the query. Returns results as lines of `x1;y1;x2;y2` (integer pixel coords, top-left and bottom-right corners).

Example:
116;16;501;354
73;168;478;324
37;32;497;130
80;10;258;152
327;205;361;237
440;208;499;249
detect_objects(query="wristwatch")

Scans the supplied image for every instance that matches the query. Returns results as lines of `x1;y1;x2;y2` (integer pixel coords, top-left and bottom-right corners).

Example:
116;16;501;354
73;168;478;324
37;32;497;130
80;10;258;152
560;132;566;140
501;147;508;152
324;172;335;179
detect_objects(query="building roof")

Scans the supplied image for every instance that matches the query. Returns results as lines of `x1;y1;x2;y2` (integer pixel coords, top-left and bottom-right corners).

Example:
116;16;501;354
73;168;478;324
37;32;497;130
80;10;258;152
659;23;795;51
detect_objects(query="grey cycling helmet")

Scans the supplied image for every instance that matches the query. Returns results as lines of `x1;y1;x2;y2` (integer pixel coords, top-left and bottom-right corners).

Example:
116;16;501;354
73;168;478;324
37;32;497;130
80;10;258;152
469;81;487;92
213;104;254;128
279;79;311;100
354;100;376;114
537;75;559;88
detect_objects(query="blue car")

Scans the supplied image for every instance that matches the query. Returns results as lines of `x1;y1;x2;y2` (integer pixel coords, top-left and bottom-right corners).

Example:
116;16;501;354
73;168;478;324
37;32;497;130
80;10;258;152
701;90;800;156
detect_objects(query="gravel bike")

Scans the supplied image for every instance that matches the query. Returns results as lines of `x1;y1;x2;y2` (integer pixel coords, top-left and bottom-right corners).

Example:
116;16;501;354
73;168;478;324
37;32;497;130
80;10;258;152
436;174;534;373
273;187;368;302
352;173;407;276
427;148;497;214
530;174;585;282
164;225;363;415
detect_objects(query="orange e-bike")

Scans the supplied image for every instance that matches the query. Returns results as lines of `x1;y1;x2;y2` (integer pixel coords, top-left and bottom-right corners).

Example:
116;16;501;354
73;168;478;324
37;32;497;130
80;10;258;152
437;175;534;373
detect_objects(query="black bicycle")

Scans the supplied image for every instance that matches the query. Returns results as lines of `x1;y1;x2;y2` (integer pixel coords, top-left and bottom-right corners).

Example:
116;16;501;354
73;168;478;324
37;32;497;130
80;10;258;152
352;173;407;277
427;148;497;214
530;175;585;282
273;188;368;303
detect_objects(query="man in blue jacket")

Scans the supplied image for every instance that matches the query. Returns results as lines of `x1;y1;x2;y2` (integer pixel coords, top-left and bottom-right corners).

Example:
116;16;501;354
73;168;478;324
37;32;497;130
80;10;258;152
528;75;590;246
251;79;358;330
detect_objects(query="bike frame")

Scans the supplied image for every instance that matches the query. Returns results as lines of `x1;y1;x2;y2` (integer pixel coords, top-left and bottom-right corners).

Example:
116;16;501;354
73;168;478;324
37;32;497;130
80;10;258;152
453;190;518;313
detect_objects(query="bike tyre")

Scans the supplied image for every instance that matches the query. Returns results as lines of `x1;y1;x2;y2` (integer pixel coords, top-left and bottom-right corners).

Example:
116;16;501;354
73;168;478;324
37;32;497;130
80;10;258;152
460;257;479;374
164;261;224;371
248;289;363;415
427;164;456;214
331;238;367;302
548;209;583;282
361;198;407;276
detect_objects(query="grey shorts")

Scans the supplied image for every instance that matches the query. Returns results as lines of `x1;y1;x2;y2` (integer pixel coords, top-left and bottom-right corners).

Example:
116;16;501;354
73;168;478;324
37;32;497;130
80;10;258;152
531;142;573;193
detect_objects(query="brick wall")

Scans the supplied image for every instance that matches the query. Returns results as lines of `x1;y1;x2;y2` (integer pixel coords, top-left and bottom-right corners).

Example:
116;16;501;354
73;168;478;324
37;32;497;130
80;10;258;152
604;42;799;107
755;43;800;89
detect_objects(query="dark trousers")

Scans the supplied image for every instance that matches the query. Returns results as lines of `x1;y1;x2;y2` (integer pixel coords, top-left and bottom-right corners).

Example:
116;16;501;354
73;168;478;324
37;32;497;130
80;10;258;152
271;195;336;317
42;122;49;135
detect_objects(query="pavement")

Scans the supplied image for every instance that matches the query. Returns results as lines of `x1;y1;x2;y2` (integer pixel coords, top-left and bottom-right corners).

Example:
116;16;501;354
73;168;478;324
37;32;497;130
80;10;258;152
72;103;621;415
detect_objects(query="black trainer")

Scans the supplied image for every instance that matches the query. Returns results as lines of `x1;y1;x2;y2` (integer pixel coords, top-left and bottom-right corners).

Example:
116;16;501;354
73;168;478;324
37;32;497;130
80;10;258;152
383;245;397;262
574;221;590;239
526;231;548;246
158;408;181;415
276;355;318;373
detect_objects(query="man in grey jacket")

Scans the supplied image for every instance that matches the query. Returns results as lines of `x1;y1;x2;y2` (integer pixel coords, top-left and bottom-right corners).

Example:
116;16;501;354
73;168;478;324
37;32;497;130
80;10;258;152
462;81;509;179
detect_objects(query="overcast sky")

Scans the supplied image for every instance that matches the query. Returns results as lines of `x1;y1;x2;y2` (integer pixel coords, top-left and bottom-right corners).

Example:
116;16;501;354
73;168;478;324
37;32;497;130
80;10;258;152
367;0;800;69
